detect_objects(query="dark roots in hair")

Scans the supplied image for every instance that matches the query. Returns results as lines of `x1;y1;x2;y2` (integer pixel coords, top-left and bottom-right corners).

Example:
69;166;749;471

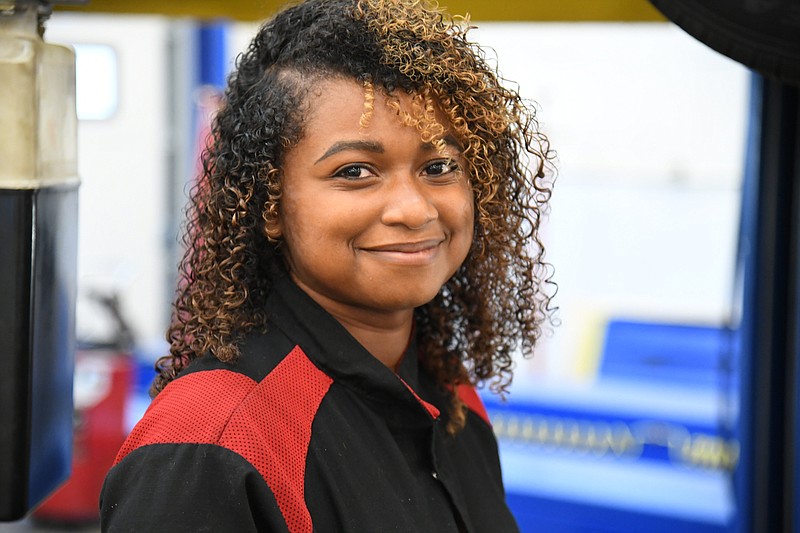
153;0;557;432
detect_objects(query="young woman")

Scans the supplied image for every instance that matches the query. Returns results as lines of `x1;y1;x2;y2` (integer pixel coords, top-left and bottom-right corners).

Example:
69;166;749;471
100;0;555;531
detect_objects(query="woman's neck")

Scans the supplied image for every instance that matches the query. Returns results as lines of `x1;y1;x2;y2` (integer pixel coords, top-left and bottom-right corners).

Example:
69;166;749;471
333;312;413;371
289;273;416;370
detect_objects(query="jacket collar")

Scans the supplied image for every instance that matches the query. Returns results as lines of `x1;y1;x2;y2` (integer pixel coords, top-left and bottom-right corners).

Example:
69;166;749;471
264;272;436;419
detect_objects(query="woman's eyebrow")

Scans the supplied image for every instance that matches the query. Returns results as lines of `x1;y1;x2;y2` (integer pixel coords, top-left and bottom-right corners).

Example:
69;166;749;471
421;135;464;152
315;140;384;164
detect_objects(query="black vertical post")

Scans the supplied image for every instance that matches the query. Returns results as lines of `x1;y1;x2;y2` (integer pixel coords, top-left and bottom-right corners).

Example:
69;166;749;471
0;186;78;520
739;76;800;533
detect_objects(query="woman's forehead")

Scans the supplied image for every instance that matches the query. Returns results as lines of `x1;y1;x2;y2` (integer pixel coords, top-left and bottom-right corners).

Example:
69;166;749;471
303;77;454;139
279;77;463;169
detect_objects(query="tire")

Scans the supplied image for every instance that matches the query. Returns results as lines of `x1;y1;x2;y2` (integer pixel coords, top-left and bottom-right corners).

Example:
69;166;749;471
648;0;800;85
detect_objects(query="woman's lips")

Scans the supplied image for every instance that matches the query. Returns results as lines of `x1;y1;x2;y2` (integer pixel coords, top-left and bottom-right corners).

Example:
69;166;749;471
360;239;444;264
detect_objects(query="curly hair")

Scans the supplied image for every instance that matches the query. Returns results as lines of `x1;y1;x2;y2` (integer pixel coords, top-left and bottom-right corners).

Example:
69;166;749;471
153;0;557;431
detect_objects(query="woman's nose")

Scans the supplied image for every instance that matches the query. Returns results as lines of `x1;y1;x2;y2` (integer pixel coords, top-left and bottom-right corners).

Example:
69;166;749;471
380;176;438;229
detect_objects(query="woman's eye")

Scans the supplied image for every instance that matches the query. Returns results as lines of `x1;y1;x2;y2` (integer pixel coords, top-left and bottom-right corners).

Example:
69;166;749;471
334;165;374;180
424;160;459;177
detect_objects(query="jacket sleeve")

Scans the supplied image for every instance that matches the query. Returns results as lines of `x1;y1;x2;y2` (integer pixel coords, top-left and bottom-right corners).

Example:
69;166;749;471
100;443;290;533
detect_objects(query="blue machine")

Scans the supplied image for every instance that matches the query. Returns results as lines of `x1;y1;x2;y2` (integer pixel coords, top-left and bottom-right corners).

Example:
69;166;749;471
486;320;737;532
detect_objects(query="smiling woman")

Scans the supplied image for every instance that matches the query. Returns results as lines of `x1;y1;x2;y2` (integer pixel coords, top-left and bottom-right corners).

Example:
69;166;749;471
99;0;556;531
276;79;475;368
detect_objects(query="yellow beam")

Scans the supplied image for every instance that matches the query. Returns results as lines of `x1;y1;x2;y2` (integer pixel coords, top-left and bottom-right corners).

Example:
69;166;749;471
58;0;666;22
456;0;666;21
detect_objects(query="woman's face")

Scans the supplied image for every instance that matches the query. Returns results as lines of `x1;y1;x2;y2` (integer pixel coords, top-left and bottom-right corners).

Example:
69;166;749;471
274;77;474;321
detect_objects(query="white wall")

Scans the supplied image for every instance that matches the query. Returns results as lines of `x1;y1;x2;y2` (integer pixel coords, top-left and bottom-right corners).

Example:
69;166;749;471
468;23;749;381
46;15;172;348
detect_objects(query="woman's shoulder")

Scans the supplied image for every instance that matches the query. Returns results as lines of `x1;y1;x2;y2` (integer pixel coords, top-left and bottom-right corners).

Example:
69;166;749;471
115;363;261;464
116;328;333;466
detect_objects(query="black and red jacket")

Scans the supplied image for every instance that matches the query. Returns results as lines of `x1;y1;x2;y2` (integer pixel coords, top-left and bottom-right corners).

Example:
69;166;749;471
100;274;520;532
